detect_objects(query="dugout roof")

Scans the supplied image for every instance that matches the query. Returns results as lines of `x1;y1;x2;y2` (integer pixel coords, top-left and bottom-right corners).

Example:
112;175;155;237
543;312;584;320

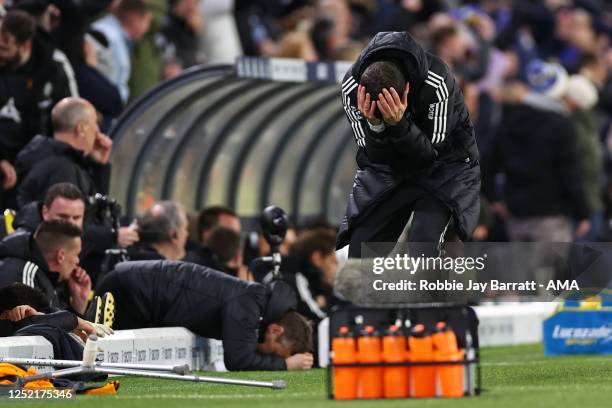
110;58;357;222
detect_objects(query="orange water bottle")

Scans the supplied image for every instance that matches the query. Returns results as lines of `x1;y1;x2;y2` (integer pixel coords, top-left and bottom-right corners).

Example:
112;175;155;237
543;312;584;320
357;325;383;399
408;323;436;398
382;325;409;398
433;322;464;397
332;326;358;400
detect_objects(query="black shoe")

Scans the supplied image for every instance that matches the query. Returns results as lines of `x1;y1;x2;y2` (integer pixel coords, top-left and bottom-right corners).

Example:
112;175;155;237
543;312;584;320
84;295;102;323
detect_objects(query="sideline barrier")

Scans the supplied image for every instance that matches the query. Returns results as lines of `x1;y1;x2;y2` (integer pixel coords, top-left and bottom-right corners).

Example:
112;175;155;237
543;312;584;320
0;328;225;371
476;303;558;346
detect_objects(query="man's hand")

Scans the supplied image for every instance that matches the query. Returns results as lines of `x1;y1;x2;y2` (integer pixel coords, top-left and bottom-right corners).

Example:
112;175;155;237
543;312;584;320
0;160;17;190
357;85;382;126
75;317;113;341
0;305;41;321
285;353;313;370
376;83;409;126
88;133;113;164
117;225;139;248
68;267;92;315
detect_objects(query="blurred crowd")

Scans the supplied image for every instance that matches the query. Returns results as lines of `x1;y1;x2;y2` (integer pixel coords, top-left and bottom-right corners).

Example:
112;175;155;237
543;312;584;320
0;0;611;332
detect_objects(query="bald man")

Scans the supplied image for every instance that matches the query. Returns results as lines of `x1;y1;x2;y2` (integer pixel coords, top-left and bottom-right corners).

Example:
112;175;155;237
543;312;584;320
14;97;139;281
15;97;112;207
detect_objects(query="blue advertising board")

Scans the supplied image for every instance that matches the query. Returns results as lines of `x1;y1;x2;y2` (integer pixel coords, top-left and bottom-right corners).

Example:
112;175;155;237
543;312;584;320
543;293;612;355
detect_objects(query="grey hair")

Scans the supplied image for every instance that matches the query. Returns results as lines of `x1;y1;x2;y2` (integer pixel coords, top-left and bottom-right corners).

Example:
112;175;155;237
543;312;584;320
51;97;93;133
138;201;185;243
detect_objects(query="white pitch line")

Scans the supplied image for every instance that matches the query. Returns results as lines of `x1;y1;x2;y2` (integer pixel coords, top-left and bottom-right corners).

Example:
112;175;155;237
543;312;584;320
115;392;311;400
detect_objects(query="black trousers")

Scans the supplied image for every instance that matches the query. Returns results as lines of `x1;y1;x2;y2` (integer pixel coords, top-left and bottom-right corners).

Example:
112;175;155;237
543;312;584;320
348;185;452;258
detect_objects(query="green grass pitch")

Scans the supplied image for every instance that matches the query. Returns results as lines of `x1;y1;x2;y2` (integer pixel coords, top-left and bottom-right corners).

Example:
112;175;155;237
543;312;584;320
15;344;612;407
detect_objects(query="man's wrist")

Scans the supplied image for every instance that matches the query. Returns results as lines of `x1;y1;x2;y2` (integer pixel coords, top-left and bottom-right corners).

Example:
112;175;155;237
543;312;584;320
367;120;386;133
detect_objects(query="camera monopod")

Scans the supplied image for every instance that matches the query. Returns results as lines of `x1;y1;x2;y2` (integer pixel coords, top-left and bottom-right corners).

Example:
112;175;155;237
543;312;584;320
12;336;286;390
256;205;288;283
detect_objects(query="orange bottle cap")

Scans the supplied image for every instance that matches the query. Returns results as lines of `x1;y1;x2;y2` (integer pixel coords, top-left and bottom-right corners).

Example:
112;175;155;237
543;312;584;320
339;326;349;334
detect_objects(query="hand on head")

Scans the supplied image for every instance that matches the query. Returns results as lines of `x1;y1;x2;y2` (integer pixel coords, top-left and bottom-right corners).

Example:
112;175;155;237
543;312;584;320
358;83;410;127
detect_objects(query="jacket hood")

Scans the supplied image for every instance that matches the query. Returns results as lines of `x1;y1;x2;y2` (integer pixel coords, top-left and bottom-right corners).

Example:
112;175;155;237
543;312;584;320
352;31;430;89
262;279;297;327
0;232;50;273
15;135;85;176
12;202;43;232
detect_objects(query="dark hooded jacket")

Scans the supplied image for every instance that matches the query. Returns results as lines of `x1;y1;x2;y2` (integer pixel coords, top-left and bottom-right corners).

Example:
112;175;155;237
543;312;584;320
0;32;75;162
0;232;64;310
14;135;109;208
337;31;481;248
95;260;294;371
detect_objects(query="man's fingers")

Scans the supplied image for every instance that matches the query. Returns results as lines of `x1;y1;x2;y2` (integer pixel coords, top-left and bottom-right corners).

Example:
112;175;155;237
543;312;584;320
390;87;402;107
402;83;410;105
357;85;365;109
377;93;391;115
368;101;377;117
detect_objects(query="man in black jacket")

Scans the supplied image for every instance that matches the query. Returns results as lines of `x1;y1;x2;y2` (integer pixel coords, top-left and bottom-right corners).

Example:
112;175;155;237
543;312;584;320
96;260;313;371
337;31;480;257
15;96;111;206
0;10;75;163
0;220;90;315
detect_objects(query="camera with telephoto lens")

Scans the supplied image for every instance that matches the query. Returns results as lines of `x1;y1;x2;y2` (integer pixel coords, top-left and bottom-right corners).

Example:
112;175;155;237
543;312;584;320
87;193;122;233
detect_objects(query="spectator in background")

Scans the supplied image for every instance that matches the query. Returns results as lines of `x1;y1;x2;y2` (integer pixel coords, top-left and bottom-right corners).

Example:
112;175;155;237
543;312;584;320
483;61;591;242
130;201;188;261
198;0;243;64
430;24;468;72
12;0;79;97
563;74;603;241
128;0;165;102
93;0;152;103
73;33;123;132
207;226;251;280
160;0;204;74
0;10;73;168
281;228;339;322
183;205;241;266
